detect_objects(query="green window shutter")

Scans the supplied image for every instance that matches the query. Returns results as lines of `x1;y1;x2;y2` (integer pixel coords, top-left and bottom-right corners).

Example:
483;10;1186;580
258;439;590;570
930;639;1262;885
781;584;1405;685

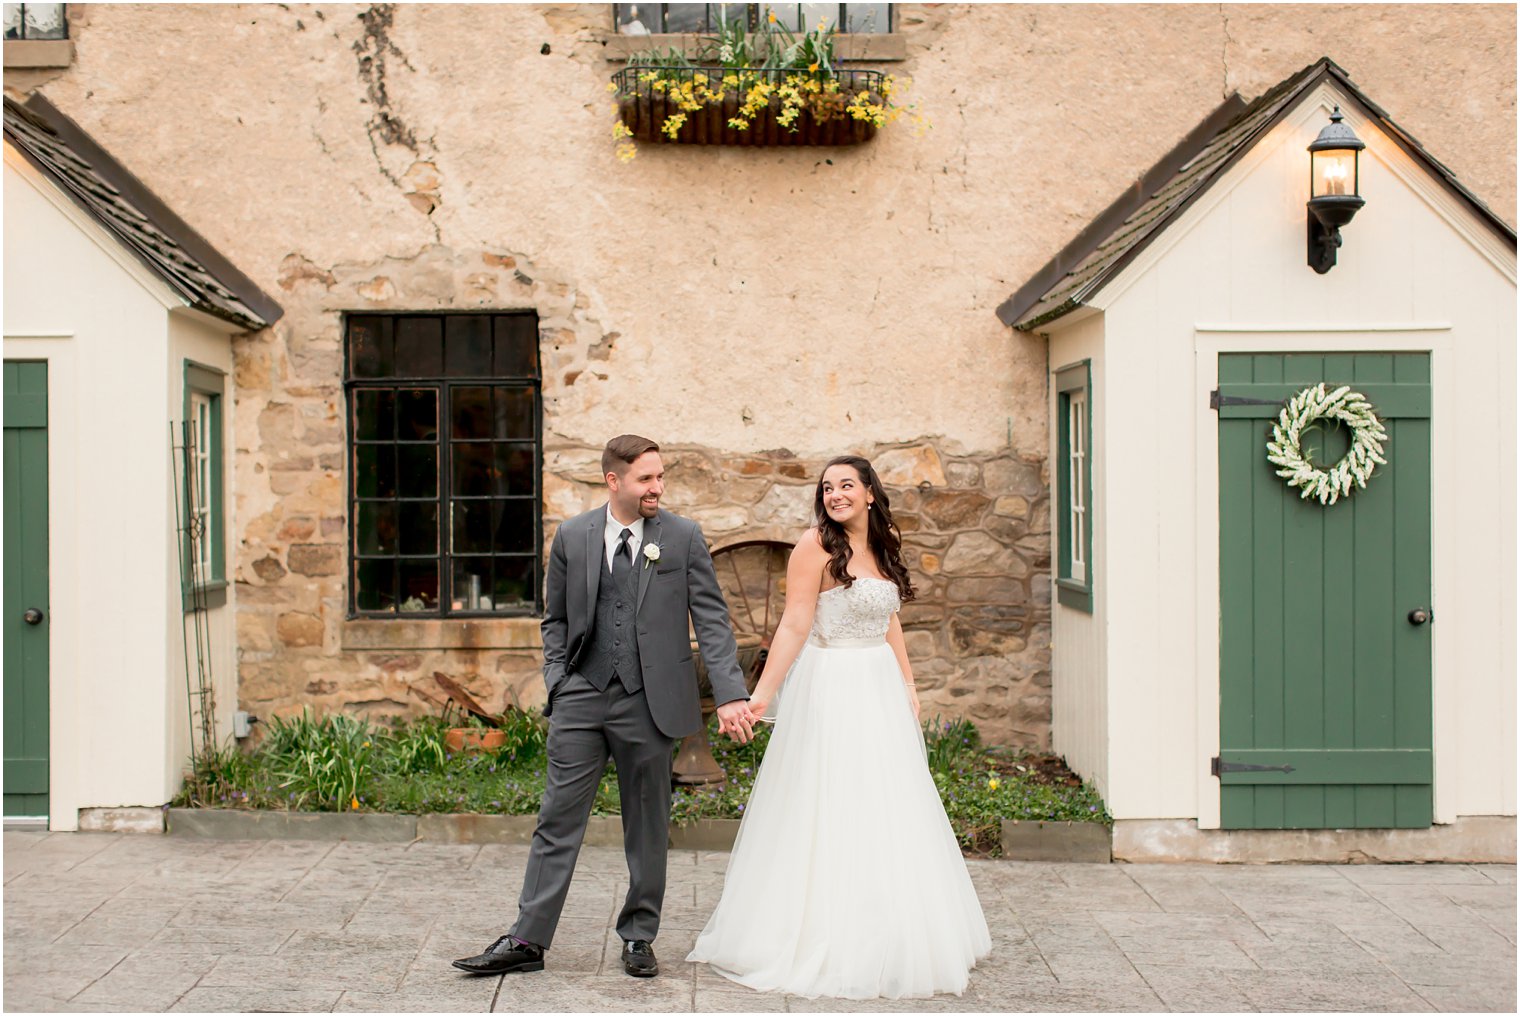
1054;360;1093;613
182;362;227;609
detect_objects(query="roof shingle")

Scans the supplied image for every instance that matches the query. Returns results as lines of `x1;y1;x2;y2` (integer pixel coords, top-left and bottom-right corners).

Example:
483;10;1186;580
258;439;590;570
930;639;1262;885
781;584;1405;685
4;93;281;331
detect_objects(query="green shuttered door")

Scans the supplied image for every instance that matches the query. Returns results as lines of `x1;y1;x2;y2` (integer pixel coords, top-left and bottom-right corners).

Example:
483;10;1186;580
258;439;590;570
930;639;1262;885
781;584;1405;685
4;360;49;819
1217;352;1431;830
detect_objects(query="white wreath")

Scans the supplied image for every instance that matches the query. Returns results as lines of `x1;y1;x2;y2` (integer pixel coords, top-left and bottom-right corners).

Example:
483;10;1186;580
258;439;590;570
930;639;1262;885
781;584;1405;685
1265;383;1388;505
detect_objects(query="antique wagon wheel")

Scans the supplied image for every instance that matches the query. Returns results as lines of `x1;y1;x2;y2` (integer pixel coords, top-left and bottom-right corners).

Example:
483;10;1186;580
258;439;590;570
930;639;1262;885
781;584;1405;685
673;539;794;786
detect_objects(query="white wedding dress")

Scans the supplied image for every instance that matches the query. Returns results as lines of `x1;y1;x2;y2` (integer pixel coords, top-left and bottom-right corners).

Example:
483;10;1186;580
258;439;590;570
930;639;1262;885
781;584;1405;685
686;577;991;999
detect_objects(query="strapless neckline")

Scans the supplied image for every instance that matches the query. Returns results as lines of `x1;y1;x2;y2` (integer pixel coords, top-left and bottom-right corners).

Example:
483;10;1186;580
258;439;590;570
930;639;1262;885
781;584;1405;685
820;576;894;596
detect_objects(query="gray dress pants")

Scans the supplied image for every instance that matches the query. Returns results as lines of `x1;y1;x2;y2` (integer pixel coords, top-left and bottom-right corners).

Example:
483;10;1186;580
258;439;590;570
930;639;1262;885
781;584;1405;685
510;673;675;948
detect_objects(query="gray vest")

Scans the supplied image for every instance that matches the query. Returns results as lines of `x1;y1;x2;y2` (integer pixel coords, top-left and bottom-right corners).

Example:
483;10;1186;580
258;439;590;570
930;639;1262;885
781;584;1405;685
576;544;643;694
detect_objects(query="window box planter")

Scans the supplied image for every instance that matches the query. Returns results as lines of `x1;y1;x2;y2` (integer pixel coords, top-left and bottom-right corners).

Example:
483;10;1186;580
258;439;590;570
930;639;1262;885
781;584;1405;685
612;66;886;147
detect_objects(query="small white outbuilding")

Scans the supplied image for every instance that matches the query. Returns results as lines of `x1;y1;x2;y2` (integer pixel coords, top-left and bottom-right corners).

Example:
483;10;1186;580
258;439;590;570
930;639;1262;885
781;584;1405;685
1001;59;1516;862
3;94;281;830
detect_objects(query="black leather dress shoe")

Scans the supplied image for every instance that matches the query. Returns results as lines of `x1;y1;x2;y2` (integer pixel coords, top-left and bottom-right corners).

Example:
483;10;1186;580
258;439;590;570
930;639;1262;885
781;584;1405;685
452;935;545;975
622;939;658;977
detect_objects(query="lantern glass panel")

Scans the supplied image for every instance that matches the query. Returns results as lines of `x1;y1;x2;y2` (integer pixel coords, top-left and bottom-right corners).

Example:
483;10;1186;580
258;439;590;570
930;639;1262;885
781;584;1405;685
1312;150;1357;198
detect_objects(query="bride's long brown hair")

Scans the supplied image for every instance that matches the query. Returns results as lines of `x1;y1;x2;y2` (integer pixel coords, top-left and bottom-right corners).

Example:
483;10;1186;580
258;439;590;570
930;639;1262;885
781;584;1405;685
812;455;916;602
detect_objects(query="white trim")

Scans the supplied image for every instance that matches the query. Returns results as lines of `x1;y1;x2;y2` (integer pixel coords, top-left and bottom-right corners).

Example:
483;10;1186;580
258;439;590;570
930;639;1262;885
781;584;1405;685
1193;328;1456;830
1094;83;1516;313
1196;322;1452;334
3;143;185;316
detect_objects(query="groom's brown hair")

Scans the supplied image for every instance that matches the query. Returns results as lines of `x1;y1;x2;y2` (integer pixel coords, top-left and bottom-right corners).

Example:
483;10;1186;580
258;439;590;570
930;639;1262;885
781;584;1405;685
602;434;660;479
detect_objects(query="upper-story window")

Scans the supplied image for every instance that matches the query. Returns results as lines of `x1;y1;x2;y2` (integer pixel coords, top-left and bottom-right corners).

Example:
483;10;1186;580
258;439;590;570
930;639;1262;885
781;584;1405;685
2;4;66;40
345;312;543;619
615;3;890;35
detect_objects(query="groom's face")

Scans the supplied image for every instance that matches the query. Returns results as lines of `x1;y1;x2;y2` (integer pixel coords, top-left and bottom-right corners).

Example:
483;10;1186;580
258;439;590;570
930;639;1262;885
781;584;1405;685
608;450;665;520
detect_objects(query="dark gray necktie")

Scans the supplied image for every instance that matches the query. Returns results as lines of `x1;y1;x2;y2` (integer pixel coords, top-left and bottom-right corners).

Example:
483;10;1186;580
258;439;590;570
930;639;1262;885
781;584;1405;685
614;528;634;592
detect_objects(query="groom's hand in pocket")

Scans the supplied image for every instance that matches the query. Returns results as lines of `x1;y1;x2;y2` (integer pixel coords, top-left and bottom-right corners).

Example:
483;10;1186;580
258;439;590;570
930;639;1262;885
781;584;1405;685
715;700;756;744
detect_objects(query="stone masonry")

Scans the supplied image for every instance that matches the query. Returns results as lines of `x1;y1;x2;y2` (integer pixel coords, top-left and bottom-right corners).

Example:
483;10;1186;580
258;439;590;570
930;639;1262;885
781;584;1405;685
15;4;1510;752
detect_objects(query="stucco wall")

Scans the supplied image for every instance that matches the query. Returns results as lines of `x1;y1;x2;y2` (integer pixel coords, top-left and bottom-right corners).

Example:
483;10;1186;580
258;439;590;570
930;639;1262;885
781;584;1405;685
10;4;1512;748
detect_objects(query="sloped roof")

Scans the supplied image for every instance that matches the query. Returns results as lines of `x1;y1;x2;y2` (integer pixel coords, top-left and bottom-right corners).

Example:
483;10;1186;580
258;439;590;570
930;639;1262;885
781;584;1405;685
999;58;1518;332
4;93;281;331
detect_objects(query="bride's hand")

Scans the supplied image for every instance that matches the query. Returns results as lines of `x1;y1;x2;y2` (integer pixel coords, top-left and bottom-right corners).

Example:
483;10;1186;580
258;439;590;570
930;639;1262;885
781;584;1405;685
746;693;771;723
905;685;920;722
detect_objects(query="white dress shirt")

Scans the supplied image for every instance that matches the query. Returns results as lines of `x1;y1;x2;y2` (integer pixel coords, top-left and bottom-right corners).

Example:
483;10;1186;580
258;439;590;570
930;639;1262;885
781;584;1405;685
603;508;645;572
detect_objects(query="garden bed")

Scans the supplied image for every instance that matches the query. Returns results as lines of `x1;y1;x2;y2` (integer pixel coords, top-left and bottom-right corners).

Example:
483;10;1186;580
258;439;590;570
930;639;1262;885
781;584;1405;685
177;712;1109;859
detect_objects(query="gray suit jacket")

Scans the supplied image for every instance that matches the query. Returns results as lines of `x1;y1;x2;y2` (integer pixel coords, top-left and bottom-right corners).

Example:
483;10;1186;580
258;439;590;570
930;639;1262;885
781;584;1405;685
540;506;748;739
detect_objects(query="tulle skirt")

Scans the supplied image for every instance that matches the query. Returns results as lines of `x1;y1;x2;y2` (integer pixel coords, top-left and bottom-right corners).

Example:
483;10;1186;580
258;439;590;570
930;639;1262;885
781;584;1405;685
686;640;992;1000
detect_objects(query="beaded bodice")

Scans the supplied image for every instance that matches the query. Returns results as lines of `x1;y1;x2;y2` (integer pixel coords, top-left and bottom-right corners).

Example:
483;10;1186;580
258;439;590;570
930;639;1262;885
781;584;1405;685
811;577;900;643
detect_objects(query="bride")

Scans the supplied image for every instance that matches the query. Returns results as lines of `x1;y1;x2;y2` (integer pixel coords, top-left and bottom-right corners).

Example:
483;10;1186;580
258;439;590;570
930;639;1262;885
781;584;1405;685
687;455;991;1000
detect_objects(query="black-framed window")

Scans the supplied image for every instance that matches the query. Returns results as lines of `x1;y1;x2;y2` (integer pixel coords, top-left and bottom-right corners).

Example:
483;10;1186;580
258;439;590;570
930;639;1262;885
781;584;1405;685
1055;360;1093;614
614;3;890;34
2;4;66;39
345;312;542;618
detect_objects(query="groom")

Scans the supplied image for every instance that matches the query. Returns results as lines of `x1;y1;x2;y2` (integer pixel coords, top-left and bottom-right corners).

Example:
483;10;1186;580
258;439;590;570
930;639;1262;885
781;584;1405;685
454;435;755;979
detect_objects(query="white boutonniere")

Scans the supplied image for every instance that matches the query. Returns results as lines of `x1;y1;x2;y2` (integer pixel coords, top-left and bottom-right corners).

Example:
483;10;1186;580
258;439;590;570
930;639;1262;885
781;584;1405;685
642;542;660;569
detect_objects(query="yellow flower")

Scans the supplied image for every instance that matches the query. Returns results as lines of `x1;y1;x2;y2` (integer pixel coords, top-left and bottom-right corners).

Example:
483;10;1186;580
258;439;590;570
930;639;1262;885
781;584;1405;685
767;9;777;23
808;62;819;72
350;796;360;810
606;82;618;93
988;778;1000;791
362;741;370;748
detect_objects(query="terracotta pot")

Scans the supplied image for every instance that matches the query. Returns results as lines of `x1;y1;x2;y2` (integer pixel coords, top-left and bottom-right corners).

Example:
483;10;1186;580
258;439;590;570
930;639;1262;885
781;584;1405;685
445;727;506;754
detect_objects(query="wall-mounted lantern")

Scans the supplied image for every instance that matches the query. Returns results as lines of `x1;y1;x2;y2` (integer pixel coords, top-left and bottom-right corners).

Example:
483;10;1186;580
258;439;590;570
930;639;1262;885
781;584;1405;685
1306;106;1366;274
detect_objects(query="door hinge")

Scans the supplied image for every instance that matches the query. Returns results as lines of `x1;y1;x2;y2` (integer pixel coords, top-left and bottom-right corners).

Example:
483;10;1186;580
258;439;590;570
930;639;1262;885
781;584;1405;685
1209;390;1287;411
1211;756;1297;777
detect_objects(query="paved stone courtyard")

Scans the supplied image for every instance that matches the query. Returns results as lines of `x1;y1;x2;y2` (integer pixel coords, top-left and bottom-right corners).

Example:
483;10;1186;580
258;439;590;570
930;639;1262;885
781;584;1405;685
2;830;1514;1012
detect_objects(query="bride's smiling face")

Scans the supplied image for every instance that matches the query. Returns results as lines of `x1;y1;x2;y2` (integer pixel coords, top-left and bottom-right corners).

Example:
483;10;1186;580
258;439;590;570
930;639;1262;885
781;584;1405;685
820;464;873;528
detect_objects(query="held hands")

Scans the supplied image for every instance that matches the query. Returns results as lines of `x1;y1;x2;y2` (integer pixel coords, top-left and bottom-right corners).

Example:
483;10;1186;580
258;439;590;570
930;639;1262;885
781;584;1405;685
715;699;759;744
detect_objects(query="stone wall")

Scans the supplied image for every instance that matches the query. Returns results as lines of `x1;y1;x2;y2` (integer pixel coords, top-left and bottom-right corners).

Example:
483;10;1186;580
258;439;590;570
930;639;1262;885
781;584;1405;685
13;3;1512;749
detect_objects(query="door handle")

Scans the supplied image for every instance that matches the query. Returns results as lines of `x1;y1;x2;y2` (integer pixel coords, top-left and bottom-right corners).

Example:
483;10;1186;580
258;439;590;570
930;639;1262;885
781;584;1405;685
1407;608;1431;626
22;608;44;626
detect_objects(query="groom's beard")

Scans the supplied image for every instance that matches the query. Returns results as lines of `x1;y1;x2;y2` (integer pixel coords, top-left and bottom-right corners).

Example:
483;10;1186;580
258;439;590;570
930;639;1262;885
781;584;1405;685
638;496;659;518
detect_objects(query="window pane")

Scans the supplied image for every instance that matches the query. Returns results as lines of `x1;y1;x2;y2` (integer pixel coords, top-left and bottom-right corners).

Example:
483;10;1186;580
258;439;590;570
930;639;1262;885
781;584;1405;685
399;560;439;611
349;316;393;378
357;501;397;555
452;386;492;439
445;316;491;377
800;3;837;31
3;6;22;39
494;444;536;496
495;499;536;554
452;500;494;555
398;388;437;440
452;442;492;497
23;3;63;38
493;388;535;439
395;317;443;376
355;559;396;612
616;1;659;33
666;3;705;31
353;389;395;441
398;444;438;498
493;556;535;611
715;3;747;28
354;444;396;498
843;2;887;32
763;3;802;30
451;557;492;610
493;316;538;377
398;501;438;556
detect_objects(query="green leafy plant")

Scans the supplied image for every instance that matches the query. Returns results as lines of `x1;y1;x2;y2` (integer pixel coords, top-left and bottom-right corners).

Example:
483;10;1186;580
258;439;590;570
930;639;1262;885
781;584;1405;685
176;711;1107;857
609;11;923;159
263;709;375;811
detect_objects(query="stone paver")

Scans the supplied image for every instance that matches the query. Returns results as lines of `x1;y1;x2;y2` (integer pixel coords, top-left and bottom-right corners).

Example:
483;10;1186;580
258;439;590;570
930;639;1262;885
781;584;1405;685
2;830;1514;1012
